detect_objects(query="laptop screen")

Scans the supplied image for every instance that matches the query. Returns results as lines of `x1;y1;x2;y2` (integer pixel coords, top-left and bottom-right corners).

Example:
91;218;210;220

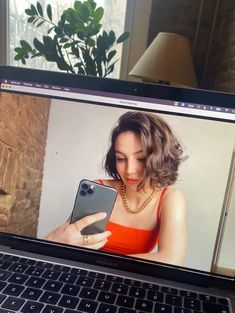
0;67;235;278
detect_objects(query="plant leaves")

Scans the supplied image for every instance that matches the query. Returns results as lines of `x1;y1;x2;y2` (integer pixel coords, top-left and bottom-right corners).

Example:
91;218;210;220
33;38;44;53
20;40;33;52
107;50;116;62
47;4;52;21
36;1;43;17
27;16;35;23
93;7;104;23
116;32;129;43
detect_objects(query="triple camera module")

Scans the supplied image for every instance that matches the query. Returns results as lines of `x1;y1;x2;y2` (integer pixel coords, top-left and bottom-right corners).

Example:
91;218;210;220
79;183;95;196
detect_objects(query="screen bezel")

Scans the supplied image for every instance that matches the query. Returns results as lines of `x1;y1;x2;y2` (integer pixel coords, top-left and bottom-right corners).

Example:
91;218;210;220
0;65;234;289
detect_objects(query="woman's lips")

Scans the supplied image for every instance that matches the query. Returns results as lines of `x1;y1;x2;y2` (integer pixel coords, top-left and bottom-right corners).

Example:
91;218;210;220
126;178;139;184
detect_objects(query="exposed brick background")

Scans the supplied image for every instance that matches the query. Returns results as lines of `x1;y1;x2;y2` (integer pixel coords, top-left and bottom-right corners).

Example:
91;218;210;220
148;0;235;92
0;92;50;237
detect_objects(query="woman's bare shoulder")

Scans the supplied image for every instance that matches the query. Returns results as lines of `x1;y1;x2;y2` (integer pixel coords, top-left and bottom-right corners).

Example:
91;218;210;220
162;186;186;209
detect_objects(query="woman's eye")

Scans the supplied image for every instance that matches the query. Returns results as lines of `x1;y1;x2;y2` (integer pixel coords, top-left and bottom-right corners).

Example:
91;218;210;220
137;158;146;163
117;157;126;162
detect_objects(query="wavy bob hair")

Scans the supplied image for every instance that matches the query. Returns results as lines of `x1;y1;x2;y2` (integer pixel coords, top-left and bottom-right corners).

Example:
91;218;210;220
104;111;185;189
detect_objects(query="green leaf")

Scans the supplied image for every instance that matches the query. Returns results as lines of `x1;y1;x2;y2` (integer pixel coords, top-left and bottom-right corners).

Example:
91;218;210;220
20;40;33;52
27;16;35;23
63;43;71;49
107;50;116;62
14;54;23;61
30;4;37;15
33;38;44;53
36;2;43;17
25;9;33;16
109;30;115;45
47;4;52;21
93;7;104;22
116;32;129;43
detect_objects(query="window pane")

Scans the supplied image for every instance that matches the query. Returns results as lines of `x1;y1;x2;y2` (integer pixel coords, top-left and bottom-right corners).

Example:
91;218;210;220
9;0;127;78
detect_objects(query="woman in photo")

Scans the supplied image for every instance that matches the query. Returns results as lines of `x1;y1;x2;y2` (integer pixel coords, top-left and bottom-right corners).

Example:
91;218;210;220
45;111;187;265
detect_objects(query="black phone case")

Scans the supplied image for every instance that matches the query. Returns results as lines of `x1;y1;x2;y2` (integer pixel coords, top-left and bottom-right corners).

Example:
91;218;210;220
70;179;117;235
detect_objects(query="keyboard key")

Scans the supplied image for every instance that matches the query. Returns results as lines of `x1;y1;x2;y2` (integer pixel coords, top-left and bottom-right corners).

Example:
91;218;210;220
202;301;230;313
180;290;197;299
162;286;178;295
147;290;164;302
0;282;7;292
79;287;98;300
135;299;153;312
111;283;129;295
44;280;63;292
58;295;79;309
0;270;11;281
2;255;19;262
42;270;60;280
21;287;43;300
76;276;94;287
106;275;123;283
124;279;141;287
61;284;80;296
42;305;63;313
8;272;28;284
2;283;25;296
40;291;61;305
0;295;6;304
1;296;25;311
26;277;46;288
0;262;11;270
93;279;111;291
218;298;229;305
155;303;172;313
25;266;45;277
199;294;216;302
116;295;134;308
184;298;201;310
21;300;44;312
88;271;105;279
77;299;98;312
8;263;28;273
70;268;88;276
129;286;146;298
97;303;117;313
165;294;182;306
54;265;70;272
19;257;36;266
36;261;53;269
98;291;117;304
59;273;77;284
142;282;159;290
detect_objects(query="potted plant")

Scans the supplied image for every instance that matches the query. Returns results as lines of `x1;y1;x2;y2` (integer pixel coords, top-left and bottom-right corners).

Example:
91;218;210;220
14;0;129;77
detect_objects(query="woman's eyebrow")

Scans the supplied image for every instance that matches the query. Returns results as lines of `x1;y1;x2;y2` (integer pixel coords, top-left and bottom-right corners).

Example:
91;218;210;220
115;150;143;155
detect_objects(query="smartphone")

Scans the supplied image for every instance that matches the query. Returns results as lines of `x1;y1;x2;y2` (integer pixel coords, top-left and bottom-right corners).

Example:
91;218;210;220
70;179;117;235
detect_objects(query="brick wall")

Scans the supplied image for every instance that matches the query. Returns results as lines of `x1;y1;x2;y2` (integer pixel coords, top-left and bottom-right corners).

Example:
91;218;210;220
0;92;50;237
148;0;235;92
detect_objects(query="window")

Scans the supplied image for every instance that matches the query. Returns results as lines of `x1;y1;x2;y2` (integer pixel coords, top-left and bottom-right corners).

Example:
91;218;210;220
5;0;127;78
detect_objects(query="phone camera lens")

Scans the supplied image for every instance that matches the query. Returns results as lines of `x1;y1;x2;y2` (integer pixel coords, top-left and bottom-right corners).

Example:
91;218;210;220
80;190;86;196
81;183;89;190
87;185;95;194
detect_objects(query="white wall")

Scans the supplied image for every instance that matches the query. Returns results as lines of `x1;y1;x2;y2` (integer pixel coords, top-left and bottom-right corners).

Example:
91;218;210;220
37;99;235;272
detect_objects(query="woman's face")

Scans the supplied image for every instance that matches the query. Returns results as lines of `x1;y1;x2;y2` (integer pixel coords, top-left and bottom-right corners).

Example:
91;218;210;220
115;131;147;191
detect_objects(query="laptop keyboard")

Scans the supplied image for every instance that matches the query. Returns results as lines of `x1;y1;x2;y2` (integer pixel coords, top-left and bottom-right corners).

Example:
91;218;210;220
0;253;232;313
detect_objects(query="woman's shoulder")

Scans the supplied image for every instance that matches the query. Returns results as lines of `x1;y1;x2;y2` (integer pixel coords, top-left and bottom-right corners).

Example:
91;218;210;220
161;186;186;209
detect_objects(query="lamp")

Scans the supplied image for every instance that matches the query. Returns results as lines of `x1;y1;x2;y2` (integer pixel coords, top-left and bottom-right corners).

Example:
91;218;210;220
129;32;198;88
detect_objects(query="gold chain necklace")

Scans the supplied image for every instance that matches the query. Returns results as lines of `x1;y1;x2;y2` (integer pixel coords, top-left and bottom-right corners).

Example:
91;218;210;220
120;183;161;214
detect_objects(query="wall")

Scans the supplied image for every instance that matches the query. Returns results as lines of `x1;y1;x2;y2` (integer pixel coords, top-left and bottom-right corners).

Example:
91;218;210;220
148;0;235;93
0;92;50;236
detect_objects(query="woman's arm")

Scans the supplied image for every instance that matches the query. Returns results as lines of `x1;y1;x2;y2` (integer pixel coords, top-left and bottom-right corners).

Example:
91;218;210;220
129;188;187;266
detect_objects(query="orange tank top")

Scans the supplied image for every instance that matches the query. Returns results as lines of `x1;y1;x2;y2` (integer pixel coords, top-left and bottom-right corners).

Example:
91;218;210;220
98;180;167;255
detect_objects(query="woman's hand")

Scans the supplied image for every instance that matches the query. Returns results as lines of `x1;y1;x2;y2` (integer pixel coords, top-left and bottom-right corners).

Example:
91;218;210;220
45;212;111;250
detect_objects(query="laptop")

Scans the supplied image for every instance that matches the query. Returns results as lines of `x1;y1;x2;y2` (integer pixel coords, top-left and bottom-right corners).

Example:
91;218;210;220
0;65;234;313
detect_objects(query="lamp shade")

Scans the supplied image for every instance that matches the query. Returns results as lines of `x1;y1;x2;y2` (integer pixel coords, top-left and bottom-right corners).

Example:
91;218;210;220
129;32;198;88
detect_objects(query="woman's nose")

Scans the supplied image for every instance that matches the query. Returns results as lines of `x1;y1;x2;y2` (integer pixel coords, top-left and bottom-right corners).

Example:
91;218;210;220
127;160;137;174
